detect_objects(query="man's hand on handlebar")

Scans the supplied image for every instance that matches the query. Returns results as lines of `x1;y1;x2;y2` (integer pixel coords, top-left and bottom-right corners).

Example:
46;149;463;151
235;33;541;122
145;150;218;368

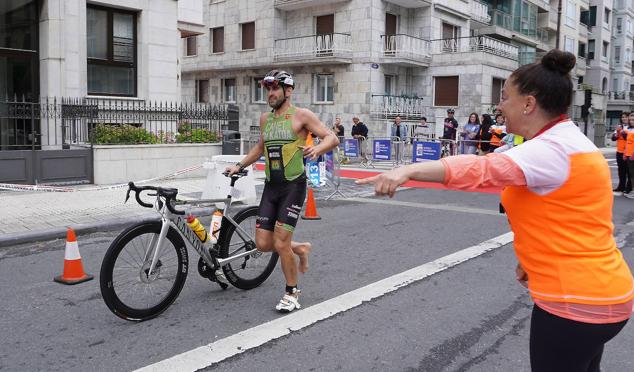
225;165;242;176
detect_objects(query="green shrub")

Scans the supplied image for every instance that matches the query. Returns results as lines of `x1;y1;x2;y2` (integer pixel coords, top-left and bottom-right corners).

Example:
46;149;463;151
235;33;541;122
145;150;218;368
93;124;157;144
176;122;219;143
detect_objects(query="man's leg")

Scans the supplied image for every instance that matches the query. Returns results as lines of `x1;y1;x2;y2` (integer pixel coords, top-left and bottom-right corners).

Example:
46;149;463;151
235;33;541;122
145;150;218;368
615;152;626;191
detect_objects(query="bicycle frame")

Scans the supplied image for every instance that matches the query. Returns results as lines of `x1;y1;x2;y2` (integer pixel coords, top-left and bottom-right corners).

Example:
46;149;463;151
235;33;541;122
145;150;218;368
144;188;258;276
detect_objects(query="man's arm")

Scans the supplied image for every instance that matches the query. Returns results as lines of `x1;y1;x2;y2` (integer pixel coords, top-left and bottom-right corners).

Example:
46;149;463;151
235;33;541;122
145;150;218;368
297;108;339;161
226;114;266;174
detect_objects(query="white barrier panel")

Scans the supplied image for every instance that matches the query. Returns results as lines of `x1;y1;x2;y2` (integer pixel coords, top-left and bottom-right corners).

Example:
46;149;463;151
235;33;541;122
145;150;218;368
202;155;257;205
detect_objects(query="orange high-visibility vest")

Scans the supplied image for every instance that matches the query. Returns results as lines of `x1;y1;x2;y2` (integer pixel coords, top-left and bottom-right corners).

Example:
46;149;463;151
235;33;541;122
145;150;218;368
617;128;627;153
625;130;634;157
490;126;505;147
502;150;634;305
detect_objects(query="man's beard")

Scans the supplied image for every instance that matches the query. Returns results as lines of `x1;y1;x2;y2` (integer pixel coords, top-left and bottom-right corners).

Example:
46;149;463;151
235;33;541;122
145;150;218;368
268;96;286;110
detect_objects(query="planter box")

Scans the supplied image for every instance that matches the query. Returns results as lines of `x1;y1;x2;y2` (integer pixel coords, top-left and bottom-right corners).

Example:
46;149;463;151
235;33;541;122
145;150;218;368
93;143;222;184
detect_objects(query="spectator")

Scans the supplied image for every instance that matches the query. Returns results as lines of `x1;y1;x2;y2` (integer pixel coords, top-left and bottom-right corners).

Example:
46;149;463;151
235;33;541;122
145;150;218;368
351;116;369;165
442;108;459;155
489;114;507;150
414;117;429;138
623;113;634;198
391;116;408;164
612;112;629;194
460;112;480;155
333;116;345;143
477;114;494;154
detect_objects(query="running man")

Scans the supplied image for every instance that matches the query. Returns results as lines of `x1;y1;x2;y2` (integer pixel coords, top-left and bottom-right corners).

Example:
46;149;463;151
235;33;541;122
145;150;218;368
225;70;339;312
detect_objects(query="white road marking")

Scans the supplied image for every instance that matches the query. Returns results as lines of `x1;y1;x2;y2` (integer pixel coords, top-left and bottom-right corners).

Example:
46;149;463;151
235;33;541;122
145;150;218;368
346;196;504;216
135;232;514;372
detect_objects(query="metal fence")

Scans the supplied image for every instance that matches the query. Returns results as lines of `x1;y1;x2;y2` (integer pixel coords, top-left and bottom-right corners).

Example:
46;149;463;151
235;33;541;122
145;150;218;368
0;96;232;150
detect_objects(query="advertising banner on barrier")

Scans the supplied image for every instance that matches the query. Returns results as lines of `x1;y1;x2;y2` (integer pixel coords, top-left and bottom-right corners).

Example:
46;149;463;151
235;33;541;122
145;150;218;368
324;150;334;181
412;141;441;162
373;139;391;160
344;139;359;157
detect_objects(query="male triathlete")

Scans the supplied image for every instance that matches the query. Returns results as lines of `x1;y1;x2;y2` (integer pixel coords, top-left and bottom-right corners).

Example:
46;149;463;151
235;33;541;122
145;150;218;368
226;70;339;312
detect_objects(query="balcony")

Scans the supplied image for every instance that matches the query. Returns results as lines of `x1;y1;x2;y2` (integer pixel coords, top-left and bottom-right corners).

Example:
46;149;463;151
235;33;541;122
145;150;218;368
381;34;431;67
370;94;425;120
383;0;431;8
607;91;634;104
274;0;349;10
471;1;491;24
488;10;549;44
430;36;519;61
273;33;352;65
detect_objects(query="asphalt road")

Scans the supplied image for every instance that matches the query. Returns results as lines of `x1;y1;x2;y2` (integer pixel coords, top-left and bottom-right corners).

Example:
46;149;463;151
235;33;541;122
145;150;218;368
0;153;633;372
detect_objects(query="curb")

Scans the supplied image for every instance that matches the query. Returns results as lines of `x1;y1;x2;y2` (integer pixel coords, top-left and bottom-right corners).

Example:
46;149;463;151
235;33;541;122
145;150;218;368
0;206;215;249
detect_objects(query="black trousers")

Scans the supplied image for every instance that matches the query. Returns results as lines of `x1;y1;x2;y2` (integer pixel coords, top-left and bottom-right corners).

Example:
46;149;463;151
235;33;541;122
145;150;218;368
616;152;631;192
627;158;634;193
530;305;628;372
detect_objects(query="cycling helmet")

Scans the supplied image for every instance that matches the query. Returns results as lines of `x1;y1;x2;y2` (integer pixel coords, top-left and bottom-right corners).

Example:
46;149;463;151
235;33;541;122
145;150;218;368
261;70;294;89
446;108;455;113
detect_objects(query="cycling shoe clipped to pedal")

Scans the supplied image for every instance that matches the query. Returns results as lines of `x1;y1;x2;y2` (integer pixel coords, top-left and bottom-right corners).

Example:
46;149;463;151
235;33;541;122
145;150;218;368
197;257;228;290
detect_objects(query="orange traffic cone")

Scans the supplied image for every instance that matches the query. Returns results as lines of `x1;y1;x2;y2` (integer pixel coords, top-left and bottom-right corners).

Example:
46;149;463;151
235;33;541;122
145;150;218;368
302;187;321;220
54;228;94;285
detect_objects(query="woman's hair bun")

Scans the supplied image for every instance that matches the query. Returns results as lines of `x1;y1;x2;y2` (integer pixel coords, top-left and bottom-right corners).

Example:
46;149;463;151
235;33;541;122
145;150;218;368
540;49;576;75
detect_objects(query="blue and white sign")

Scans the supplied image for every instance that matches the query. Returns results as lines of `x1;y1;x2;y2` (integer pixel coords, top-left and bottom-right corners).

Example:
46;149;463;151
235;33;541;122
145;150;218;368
306;161;321;187
412;141;441;162
373;139;391;160
344;139;359;157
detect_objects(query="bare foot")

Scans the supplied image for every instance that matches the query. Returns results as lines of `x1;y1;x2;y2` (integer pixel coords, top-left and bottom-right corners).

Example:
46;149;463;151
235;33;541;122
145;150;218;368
294;242;312;274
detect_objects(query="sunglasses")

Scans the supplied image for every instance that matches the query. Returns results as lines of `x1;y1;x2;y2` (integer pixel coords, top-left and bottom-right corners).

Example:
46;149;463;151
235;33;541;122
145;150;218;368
260;76;279;88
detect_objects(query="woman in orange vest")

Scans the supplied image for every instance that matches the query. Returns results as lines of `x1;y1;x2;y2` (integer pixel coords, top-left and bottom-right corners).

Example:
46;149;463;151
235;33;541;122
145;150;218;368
624;116;634;199
612;112;630;194
358;49;633;371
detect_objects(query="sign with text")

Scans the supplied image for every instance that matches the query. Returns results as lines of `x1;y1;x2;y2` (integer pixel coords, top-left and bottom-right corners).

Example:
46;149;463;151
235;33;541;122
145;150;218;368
306;161;321;187
373;139;391;160
324;150;334;181
412;141;441;162
343;139;359;157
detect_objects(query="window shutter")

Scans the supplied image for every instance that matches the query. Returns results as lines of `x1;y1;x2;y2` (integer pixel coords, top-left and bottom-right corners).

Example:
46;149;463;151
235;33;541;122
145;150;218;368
213;27;224;53
242;22;255;50
434;76;459;106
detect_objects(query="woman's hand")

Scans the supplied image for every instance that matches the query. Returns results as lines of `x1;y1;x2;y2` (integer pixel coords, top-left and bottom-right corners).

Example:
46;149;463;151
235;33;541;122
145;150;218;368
516;263;528;288
355;168;410;197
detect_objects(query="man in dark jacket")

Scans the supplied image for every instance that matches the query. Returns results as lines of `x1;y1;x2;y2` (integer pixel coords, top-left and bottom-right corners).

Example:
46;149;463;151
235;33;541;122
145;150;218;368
351;116;369;165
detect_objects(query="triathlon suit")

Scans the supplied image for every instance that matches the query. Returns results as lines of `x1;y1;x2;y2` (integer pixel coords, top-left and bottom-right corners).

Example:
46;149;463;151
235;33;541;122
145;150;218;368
257;106;307;232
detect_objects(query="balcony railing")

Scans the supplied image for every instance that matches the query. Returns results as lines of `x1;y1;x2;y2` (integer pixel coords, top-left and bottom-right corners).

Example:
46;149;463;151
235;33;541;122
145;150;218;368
489;10;549;43
370;94;425;120
430;36;518;60
471;1;491;24
381;34;431;60
607;91;634;101
274;33;352;62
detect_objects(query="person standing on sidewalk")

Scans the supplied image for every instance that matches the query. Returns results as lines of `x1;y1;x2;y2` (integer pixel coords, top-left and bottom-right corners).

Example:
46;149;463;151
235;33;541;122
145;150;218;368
358;50;633;371
225;70;339;312
442;108;459;155
351;116;369;165
460;113;481;155
623;113;634;199
391;116;408;165
612;112;629;195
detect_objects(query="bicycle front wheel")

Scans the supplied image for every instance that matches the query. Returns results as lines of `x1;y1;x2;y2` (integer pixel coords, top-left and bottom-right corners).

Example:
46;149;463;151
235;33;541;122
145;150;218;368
220;206;278;290
100;221;188;321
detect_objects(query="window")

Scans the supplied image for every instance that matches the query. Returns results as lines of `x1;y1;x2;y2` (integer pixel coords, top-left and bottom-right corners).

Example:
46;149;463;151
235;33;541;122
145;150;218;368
87;6;137;96
603;41;609;58
441;22;460;52
241;22;255;50
314;74;334;103
578;42;586;58
605;8;611;25
564;36;575;54
613;78;618;91
588;39;595;59
196;80;209;103
580;10;589;26
492;78;505;105
211;27;224;53
223;78;236;102
588;6;597;26
253;77;266;103
615;46;621;64
434;76;459;106
566;0;576;28
384;75;396;95
617;17;623;33
185;36;197;56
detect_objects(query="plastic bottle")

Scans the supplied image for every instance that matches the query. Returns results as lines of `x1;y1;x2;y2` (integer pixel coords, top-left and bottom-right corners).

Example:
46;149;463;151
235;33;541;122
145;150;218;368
209;209;223;244
187;215;209;242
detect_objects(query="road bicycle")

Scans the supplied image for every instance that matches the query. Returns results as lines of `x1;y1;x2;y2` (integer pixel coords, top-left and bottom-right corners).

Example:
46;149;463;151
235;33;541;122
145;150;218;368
100;171;277;321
